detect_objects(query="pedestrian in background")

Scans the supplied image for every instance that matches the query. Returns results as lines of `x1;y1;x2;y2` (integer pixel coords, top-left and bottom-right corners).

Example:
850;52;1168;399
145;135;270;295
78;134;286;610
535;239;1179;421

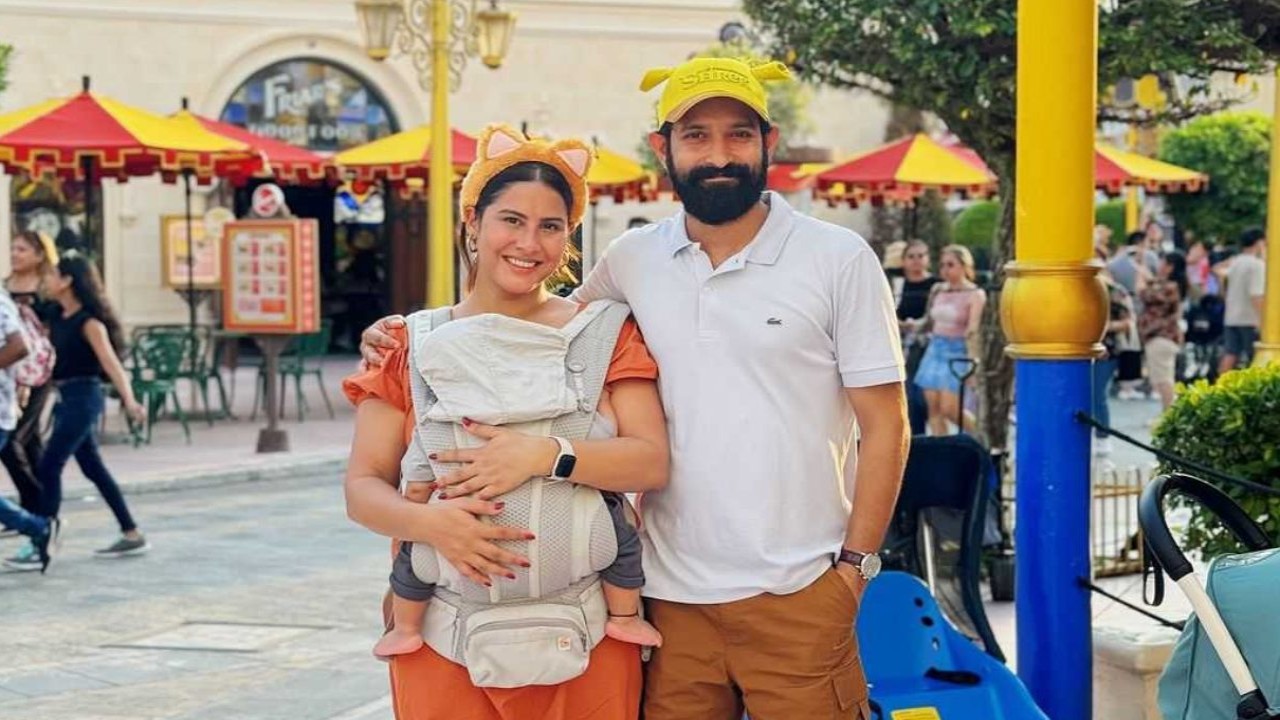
37;254;149;558
915;245;985;436
1138;251;1187;416
1218;227;1267;374
1093;267;1136;457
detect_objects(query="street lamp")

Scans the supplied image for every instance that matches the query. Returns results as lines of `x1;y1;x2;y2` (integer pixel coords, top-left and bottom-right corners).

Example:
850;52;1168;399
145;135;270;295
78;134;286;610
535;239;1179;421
354;0;516;306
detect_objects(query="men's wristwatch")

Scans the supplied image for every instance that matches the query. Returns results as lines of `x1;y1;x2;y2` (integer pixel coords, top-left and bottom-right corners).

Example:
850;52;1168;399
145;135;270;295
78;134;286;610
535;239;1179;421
836;548;883;582
549;436;577;480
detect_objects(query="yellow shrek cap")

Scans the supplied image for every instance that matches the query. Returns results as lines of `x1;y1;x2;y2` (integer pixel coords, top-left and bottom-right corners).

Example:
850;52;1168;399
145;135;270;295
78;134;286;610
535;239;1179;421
640;57;791;126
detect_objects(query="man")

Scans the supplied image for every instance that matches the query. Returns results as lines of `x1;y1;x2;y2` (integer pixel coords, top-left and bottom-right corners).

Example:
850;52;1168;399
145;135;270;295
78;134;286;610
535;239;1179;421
362;57;909;719
1219;227;1267;373
1093;223;1113;262
0;290;58;572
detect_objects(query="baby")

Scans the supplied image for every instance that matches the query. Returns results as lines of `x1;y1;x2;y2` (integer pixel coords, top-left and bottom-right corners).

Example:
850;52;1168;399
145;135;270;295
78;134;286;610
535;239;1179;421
374;311;663;660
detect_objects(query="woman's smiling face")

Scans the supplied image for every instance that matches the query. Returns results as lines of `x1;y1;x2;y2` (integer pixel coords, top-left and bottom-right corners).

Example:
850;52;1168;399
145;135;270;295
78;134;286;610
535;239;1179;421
468;180;570;297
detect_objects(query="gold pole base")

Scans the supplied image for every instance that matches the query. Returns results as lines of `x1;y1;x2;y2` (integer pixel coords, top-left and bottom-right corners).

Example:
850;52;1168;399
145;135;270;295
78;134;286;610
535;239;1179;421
1001;260;1109;360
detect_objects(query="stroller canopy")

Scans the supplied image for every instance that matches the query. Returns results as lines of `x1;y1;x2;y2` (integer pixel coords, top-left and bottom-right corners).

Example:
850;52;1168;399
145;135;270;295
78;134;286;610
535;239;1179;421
1159;548;1280;719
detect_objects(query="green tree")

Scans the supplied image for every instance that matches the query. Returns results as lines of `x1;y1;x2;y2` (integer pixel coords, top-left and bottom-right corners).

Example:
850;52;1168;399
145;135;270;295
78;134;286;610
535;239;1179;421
742;0;1273;448
0;44;10;97
1095;200;1127;247
1160;112;1271;245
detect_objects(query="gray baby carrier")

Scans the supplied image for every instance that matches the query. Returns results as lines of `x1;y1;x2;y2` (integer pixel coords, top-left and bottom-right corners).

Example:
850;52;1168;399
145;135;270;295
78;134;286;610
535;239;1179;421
403;300;630;688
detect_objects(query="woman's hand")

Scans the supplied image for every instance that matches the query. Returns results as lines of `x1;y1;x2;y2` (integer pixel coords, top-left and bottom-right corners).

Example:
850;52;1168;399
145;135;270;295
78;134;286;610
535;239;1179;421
434;420;558;501
360;315;406;368
423;496;533;586
124;399;146;425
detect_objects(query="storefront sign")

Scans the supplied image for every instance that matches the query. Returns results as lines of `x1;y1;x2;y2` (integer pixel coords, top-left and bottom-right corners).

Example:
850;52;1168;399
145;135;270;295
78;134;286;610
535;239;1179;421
160;215;221;289
220;59;396;153
221;219;320;334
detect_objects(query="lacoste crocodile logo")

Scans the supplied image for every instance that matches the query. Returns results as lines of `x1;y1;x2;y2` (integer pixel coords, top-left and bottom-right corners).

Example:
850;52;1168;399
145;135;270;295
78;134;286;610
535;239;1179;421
766;317;783;326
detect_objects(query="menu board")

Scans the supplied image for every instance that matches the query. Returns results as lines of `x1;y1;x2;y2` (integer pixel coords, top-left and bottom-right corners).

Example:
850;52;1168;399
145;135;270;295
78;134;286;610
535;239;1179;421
161;215;221;289
220;219;320;334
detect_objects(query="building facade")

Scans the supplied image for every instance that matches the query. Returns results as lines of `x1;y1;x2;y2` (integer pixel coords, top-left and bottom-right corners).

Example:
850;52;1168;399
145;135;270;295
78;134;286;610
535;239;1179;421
0;0;892;336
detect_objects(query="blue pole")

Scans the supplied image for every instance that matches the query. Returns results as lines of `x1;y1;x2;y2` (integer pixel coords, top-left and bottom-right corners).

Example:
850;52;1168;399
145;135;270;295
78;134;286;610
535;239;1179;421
1015;358;1093;720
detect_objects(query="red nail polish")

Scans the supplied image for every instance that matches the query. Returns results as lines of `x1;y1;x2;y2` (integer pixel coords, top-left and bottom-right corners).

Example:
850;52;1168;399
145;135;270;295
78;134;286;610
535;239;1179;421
525;533;536;540
428;453;438;460
462;418;473;426
520;561;531;568
494;502;506;511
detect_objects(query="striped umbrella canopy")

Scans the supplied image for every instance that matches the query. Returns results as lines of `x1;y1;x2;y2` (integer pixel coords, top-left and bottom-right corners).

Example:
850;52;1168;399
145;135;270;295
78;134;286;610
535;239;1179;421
813;133;998;207
0;78;260;183
588;144;654;203
171;106;333;185
1095;144;1207;194
333;125;477;183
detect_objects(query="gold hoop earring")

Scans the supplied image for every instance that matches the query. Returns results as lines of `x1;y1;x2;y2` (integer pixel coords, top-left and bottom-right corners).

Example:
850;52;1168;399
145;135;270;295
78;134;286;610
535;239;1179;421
466;236;478;254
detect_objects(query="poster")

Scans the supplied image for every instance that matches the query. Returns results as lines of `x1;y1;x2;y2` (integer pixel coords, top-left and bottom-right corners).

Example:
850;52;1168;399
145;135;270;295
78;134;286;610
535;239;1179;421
220;219;320;334
161;215;222;289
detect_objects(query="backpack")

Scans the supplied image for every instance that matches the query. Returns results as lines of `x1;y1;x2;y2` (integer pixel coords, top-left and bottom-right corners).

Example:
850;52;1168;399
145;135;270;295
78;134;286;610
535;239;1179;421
11;303;54;388
404;300;631;688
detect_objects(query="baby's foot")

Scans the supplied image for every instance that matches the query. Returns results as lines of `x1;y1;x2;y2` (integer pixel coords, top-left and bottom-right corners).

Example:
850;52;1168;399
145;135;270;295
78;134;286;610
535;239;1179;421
606;615;663;647
373;628;424;661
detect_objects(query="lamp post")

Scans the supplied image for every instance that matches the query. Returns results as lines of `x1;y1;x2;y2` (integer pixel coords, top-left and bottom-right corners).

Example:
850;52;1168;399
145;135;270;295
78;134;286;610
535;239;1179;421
355;0;516;307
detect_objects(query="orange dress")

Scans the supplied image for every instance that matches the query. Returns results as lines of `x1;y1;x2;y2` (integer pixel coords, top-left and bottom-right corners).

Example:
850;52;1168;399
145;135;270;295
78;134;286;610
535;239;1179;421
343;317;657;720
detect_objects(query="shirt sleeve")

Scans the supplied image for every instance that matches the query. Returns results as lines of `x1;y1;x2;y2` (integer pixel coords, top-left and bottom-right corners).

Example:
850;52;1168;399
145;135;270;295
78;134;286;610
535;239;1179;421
1249;260;1267;298
605;317;658;386
570;247;625;304
834;247;906;388
0;298;21;339
342;325;411;413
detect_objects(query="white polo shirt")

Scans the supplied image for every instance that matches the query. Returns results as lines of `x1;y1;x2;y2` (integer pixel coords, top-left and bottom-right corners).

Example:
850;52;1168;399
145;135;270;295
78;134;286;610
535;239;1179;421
575;193;904;603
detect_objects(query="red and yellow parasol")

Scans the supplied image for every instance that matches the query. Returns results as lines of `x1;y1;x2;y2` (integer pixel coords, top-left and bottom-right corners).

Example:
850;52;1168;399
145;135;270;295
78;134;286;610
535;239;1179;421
1094;144;1207;194
170;103;333;185
0;78;260;183
333;125;477;183
813;133;998;207
588;144;654;203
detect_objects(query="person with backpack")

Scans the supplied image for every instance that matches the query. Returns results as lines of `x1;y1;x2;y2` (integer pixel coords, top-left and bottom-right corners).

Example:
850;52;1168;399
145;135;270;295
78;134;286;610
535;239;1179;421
33;254;148;560
344;127;668;717
0;287;60;572
0;231;58;569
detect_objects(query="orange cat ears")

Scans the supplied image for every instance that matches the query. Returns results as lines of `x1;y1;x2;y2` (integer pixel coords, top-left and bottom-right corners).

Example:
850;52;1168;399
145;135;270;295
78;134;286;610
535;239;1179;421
459;124;594;230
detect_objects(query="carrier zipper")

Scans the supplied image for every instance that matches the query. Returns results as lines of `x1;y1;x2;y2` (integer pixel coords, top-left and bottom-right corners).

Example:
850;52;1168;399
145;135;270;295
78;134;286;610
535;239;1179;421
471;618;587;652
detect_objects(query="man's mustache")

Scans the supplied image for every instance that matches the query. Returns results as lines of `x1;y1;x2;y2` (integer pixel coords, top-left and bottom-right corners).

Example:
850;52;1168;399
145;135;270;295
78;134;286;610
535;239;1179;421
684;163;755;184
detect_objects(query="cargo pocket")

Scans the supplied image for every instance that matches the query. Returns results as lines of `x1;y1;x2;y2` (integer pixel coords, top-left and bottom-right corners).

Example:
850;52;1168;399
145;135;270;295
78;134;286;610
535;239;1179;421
831;656;869;718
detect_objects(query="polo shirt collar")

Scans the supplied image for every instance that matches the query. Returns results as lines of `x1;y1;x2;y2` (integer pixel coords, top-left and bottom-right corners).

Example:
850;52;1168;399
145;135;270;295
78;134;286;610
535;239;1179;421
665;191;796;265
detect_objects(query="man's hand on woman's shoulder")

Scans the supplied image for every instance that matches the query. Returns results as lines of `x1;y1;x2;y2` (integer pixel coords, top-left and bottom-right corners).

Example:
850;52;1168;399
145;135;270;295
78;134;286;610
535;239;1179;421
360;315;407;368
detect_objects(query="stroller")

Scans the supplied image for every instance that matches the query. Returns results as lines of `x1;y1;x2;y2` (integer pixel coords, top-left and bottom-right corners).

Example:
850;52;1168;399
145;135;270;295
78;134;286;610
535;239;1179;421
1139;473;1280;719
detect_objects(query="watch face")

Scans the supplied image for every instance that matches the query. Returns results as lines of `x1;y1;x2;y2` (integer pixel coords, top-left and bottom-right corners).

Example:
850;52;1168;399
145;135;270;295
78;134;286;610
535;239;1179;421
862;553;882;579
554;454;577;478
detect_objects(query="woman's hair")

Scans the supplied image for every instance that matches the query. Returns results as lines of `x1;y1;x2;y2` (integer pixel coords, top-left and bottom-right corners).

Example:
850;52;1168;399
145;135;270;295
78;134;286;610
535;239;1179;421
457;161;580;293
11;230;57;276
56;254;125;352
940;244;976;281
1163;250;1188;299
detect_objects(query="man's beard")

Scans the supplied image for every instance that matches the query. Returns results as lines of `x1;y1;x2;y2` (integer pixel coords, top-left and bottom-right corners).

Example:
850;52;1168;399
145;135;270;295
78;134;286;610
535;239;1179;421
667;148;768;226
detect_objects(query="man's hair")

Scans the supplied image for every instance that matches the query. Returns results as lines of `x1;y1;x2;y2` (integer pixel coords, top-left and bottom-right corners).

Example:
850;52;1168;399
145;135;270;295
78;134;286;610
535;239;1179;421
1239;227;1265;249
1125;231;1146;247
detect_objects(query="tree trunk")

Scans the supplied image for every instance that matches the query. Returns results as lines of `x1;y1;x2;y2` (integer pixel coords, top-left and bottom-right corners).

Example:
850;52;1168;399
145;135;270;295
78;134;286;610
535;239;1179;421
977;165;1016;452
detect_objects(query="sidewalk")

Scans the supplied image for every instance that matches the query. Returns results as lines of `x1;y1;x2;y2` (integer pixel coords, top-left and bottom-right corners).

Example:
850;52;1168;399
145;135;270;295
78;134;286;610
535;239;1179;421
54;356;362;500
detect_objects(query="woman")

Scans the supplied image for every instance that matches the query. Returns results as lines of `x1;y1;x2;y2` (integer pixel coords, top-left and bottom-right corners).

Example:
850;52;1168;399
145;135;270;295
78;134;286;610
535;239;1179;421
40;254;148;555
1138;251;1187;414
914;245;986;436
343;126;667;720
3;233;58;509
1;231;60;569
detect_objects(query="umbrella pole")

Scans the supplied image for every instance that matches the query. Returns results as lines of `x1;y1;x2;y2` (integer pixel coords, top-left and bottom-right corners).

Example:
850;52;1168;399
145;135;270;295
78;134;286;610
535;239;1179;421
81;156;96;258
183;170;197;337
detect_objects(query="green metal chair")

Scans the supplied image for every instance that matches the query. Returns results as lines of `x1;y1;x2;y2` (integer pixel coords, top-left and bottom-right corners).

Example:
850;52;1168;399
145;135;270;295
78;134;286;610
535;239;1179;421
134;325;231;423
129;330;192;444
252;320;334;422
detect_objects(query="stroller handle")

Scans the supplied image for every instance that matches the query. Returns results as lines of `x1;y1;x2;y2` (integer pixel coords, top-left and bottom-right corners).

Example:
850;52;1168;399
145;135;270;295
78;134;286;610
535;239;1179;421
1138;473;1272;583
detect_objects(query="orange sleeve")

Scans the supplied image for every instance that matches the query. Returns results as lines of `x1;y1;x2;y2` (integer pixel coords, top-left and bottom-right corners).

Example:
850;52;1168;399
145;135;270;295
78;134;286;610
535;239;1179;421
341;325;412;414
605;318;658;386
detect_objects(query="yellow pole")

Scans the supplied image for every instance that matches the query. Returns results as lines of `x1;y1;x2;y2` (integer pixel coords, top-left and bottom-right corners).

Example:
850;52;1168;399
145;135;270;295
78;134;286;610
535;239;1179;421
1256;67;1280;365
427;0;455;307
1125;187;1140;233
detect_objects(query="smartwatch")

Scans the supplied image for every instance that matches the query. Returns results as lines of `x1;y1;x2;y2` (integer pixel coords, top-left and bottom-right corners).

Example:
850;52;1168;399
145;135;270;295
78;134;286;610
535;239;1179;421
549;436;577;480
836;548;882;582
